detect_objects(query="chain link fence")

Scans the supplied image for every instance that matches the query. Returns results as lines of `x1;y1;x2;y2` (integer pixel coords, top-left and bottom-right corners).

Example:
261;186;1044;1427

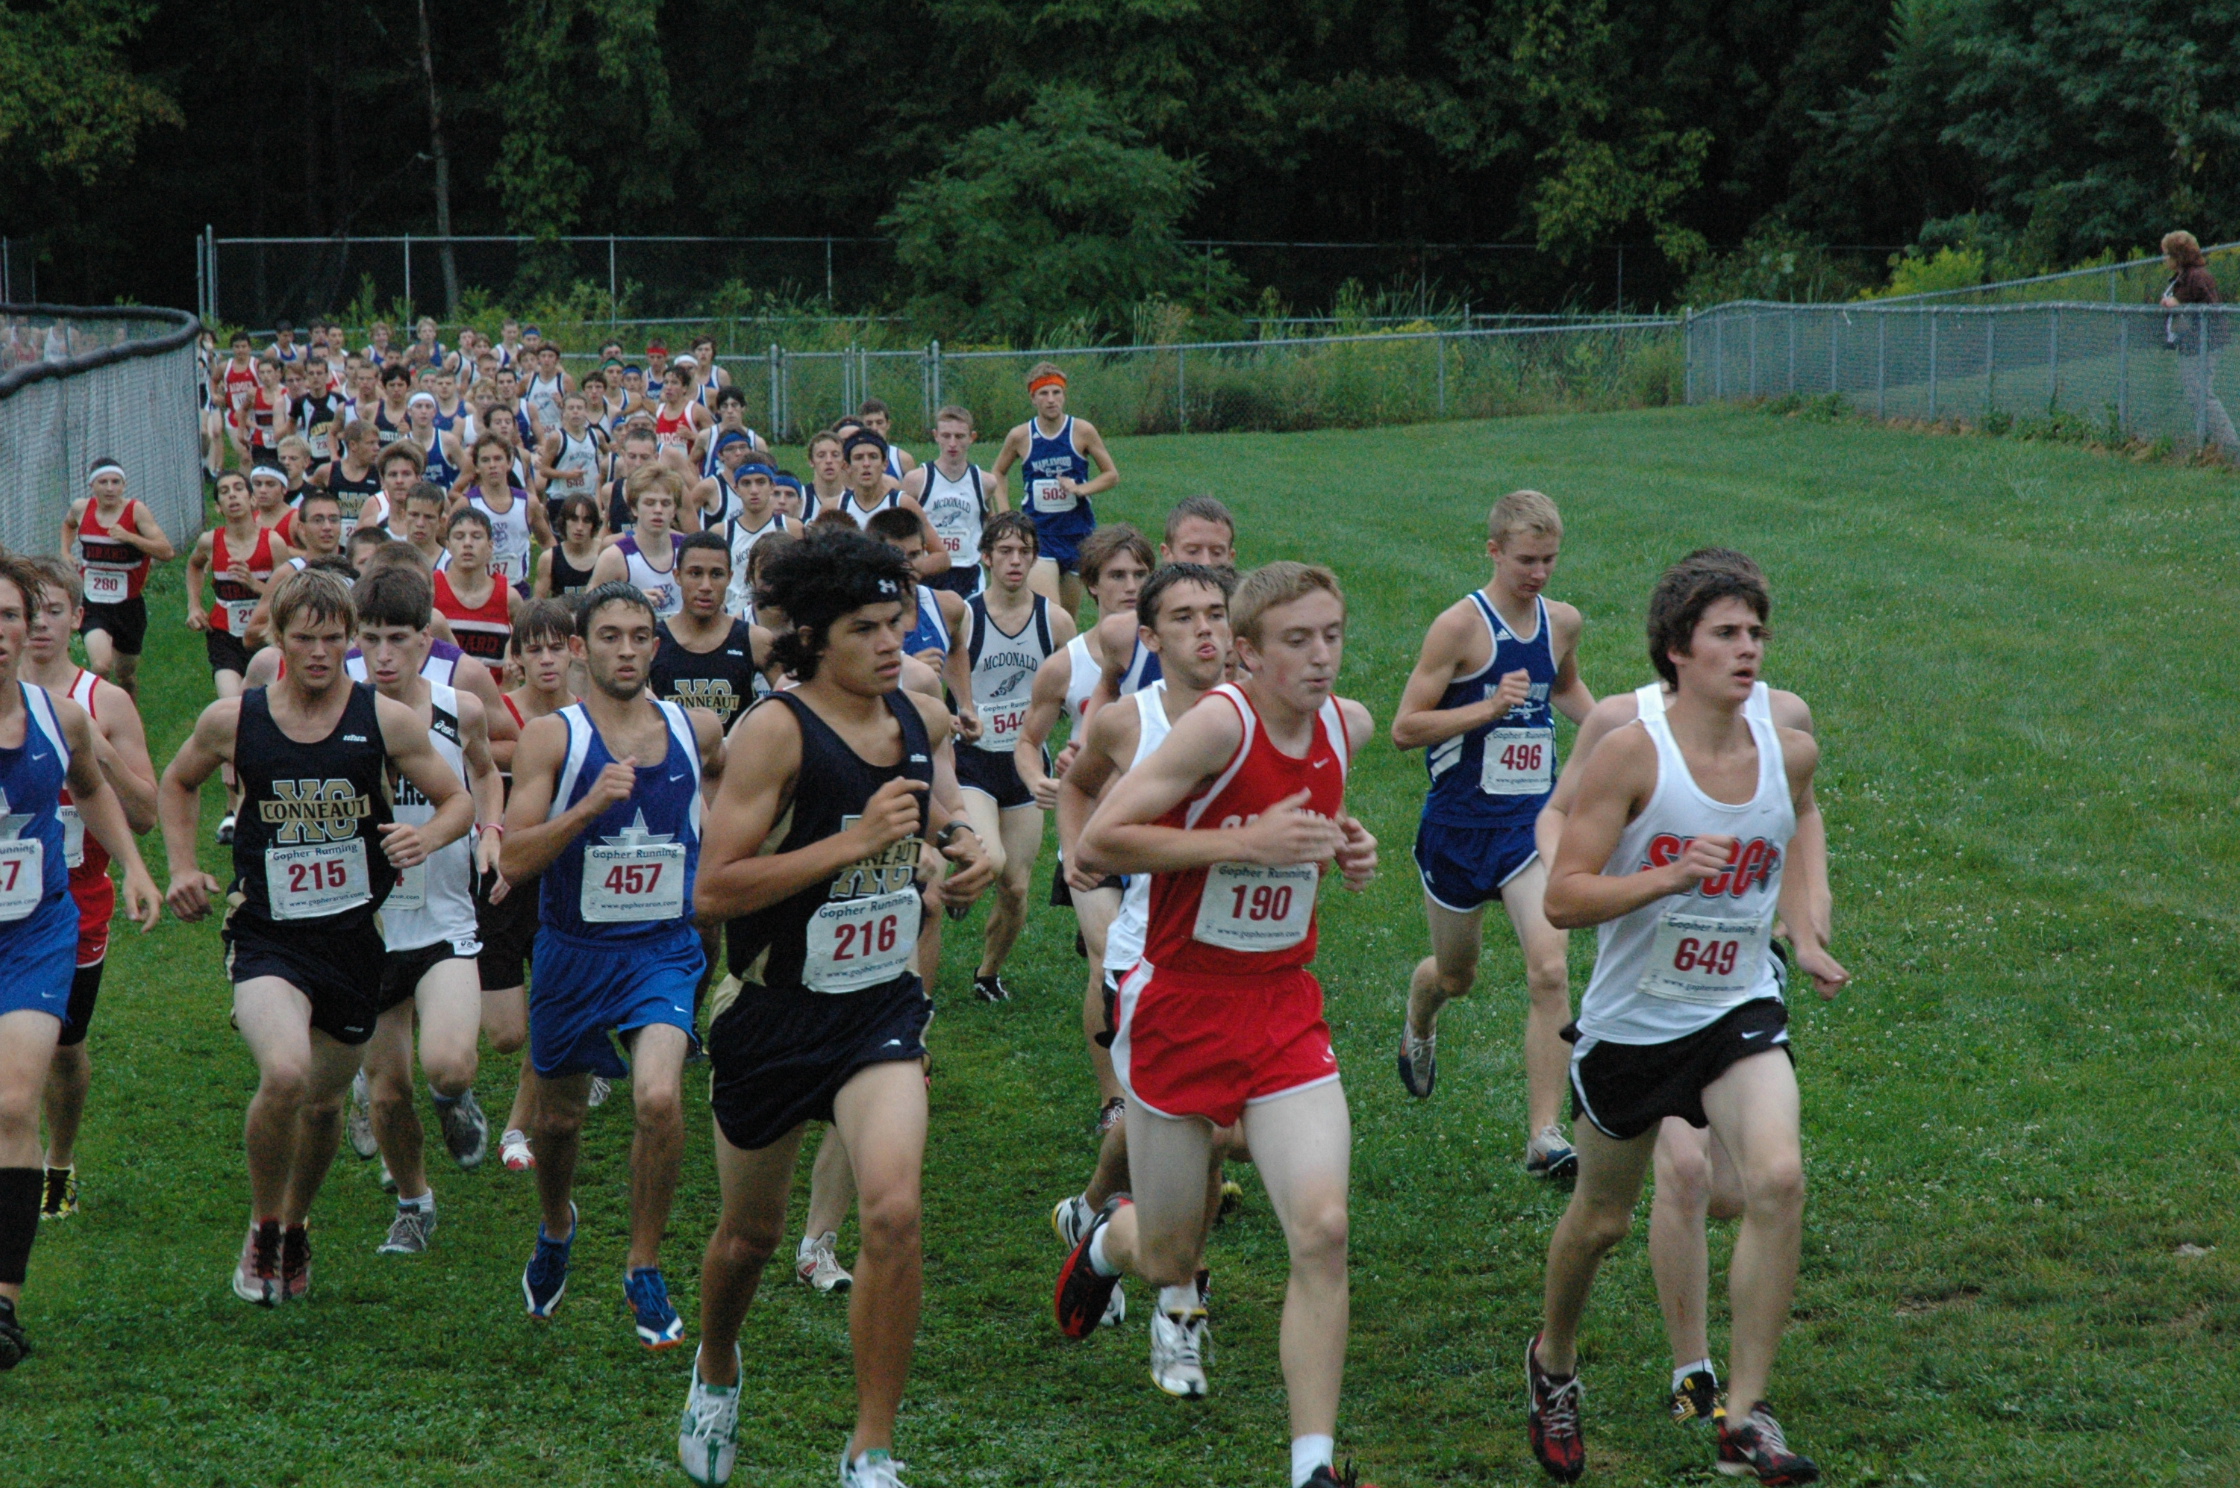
1;306;205;557
1684;300;2240;452
716;320;1681;444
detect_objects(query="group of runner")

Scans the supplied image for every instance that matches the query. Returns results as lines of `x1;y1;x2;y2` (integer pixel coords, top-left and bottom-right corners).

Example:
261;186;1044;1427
10;343;1849;1487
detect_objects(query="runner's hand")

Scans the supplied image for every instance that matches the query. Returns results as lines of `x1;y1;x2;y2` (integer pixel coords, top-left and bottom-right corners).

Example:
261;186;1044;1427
1053;740;1081;777
121;864;163;931
1793;943;1851;1000
476;825;506;889
185;609;208;632
1334;814;1378;891
1065;858;1104;894
1029;772;1061;811
849;778;926;856
954;709;981;745
1239;789;1344;867
1486;668;1532;722
584;757;638;815
379;821;431;868
167;869;222;922
1666;834;1736;892
939;828;995;904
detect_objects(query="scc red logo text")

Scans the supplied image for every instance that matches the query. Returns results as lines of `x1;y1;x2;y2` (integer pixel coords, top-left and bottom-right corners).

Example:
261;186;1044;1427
1643;834;1780;898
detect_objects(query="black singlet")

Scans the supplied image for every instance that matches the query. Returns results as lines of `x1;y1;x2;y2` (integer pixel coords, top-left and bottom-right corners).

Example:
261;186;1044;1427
651;620;761;732
725;690;931;991
549;543;598;596
230;682;395;928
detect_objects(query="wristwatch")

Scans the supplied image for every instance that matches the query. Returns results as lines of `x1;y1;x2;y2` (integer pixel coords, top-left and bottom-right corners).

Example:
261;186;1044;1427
933;820;976;851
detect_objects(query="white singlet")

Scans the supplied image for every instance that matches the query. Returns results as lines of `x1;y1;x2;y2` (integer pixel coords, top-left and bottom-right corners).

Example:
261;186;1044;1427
724;512;793;617
549;429;602;503
381;683;481;954
965;593;1054;754
469;489;534;586
1061;633;1099;730
1102;681;1175;974
917;463;989;575
619;535;683;618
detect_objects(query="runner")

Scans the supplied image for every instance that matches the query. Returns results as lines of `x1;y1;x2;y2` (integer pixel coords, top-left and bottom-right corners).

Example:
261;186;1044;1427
535;496;605;600
810;434;949;576
358;439;425;537
900;405;1003;599
679;527;993;1488
186;473;291;843
62;458;175;700
652;534;772;734
159;568;472;1307
245;490;346;648
0;552;159;1368
500;580;726;1346
1524;554;1846;1486
855;399;919;480
396;483;451;572
1056;562;1377;1488
319;421;386;540
487;600;579;1174
590;466;689;619
1389;490;1594;1182
21;559;160;1225
434;509;518;666
861;508;972;712
1049;561;1237;1392
715;462;795;619
804;431;850;518
988;363;1118;611
249;464;297;547
653;368;714;472
605;426;662;539
404;392;464;493
692;431;759;533
524;343;573;437
1084;499;1236;708
352;565;507;1255
537;392;605;526
694;390;767;484
956;513;1076;1003
455;434;550;590
1532;548;1826;1431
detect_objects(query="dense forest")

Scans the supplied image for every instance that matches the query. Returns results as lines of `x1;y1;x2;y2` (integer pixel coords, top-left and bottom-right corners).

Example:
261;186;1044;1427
4;0;2236;332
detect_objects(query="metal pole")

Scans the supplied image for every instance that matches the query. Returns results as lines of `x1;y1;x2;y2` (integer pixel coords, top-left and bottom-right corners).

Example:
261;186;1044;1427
2198;309;2210;447
1787;313;1796;392
768;344;780;440
1177;348;1187;433
1715;316;1724;399
1616;245;1624;312
2048;306;2060;409
1748;312;1758;397
1928;309;1938;420
1828;311;1839;394
1436;333;1447;416
825;239;834;304
208;226;219;326
194;236;205;323
608;235;617;324
1682;308;1693;403
2118;314;2129;430
929;340;942;424
403;234;413;314
1986;315;1995;413
1876;314;1886;419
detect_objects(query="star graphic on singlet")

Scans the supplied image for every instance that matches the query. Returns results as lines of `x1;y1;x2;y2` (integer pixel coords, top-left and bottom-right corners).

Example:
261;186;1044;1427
601;809;674;848
0;789;29;841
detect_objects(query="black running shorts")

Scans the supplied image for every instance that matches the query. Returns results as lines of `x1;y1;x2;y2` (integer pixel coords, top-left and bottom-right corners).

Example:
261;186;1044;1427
706;973;930;1151
224;908;384;1046
56;959;104;1048
956;742;1037;810
205;627;252;678
379;937;476;1015
476;868;540;991
1567;997;1792;1141
81;597;149;655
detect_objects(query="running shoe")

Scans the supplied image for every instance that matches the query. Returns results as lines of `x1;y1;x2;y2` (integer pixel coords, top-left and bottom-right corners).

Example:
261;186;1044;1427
1303;1464;1378;1488
1671;1367;1722;1426
625;1265;686;1349
377;1204;437;1256
1525;1333;1585;1483
795;1231;853;1294
233;1220;281;1307
1053;1198;1128;1339
280;1224;311;1302
1101;1282;1126;1329
840;1448;911;1488
0;1298;26;1370
972;974;1011;1003
347;1069;378;1159
39;1165;77;1220
522;1203;576;1319
1215;1178;1244;1225
438;1087;490;1169
1149;1303;1209;1398
1397;1018;1437;1098
215;813;236;846
501;1128;535;1171
1095;1097;1126;1135
677;1345;742;1486
1052;1194;1094;1249
1525;1126;1579;1182
587;1075;612;1109
1716;1402;1818;1484
378;1160;397;1194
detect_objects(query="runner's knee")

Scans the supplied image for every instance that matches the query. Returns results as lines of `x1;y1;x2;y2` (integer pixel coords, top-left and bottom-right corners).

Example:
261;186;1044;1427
713;1210;781;1270
1567;1195;1635;1255
856;1186;921;1257
1741;1152;1805;1217
1283;1191;1349;1273
1653;1134;1712;1214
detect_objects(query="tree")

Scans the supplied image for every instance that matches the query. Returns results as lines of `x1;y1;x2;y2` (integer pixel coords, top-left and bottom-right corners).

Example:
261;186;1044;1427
883;85;1239;340
0;0;177;184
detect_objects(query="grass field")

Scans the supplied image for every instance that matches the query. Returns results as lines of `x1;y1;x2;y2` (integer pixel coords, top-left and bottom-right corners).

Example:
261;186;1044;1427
7;404;2239;1486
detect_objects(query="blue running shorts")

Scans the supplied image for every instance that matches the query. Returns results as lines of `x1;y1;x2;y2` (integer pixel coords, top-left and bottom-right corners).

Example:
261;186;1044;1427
1412;817;1540;914
528;924;704;1078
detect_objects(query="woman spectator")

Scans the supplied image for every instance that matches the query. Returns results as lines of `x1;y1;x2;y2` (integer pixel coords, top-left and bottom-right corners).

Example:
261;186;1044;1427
2160;230;2237;453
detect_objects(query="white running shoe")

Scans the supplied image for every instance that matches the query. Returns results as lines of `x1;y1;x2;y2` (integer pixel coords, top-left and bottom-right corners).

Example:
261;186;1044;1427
1051;1194;1094;1249
347;1069;378;1159
1149;1305;1210;1398
378;1161;397;1194
1101;1281;1126;1329
678;1346;742;1486
587;1075;612;1109
376;1204;437;1256
500;1129;535;1171
840;1448;911;1487
796;1231;853;1294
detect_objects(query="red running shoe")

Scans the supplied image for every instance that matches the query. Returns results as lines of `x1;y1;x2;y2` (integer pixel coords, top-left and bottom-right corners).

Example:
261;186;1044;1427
1525;1333;1585;1482
1052;1198;1129;1339
1717;1402;1819;1484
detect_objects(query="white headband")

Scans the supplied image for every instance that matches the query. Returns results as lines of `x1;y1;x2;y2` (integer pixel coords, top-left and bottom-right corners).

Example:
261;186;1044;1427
251;463;286;482
86;462;124;485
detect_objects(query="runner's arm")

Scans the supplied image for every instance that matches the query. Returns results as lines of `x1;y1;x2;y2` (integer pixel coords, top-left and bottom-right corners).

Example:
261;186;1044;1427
1014;643;1073;807
156;698;240;914
692;700;869;921
183;534;212;626
1055;702;1130;874
59;501;81;561
1390;606;1506;750
59;703;160;930
1534;696;1636;866
1070;419;1120;499
122;502;176;561
894;496;951;578
1546;600;1595;725
91;679;159;834
456;694;506;882
914;693;995;904
587;546;629;589
533;548;556;599
1778;732;1846;994
499;715;597;880
1081;611;1136;720
1543;725;1707;929
693;707;726;792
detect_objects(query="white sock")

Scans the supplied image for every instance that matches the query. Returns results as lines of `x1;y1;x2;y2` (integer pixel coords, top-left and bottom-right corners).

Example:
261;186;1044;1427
798;1232;820;1259
1158;1282;1199;1315
398;1191;434;1213
1290;1435;1334;1488
1673;1358;1716;1392
1087;1225;1121;1278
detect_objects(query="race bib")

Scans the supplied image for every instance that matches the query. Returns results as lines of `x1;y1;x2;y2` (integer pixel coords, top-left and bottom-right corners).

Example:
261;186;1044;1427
1480;727;1553;795
83;567;129;603
221;598;258;634
979;706;1028;749
264;838;371;921
804;888;921;993
1029;478;1076;514
1640;912;1769;1004
941;531;965;554
59;805;83;870
0;839;43;922
388;861;426;912
1192;861;1317;953
581;841;686;923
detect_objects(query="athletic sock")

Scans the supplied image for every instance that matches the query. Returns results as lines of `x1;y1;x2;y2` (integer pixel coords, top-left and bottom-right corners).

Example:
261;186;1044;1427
1674;1358;1716;1392
1086;1225;1121;1278
1158;1282;1199;1315
398;1192;434;1213
429;1088;461;1110
1290;1434;1335;1488
0;1168;39;1286
849;1448;893;1481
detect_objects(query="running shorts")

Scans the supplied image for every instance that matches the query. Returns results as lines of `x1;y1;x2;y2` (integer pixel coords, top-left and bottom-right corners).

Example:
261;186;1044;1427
1567;996;1792;1141
223;907;383;1045
1412;817;1539;913
1110;962;1338;1127
705;972;931;1151
475;868;540;991
0;893;83;1028
957;742;1037;810
57;958;104;1047
527;923;702;1079
924;566;983;598
205;628;252;678
378;936;479;1015
81;597;149;655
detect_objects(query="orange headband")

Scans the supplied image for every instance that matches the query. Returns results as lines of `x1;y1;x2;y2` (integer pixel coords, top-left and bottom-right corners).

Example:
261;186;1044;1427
1028;372;1067;394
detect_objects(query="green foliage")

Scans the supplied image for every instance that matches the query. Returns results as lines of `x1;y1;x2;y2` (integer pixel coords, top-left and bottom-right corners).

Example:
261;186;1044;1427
0;0;177;182
1683;227;1874;305
1860;244;1987;299
883;85;1241;341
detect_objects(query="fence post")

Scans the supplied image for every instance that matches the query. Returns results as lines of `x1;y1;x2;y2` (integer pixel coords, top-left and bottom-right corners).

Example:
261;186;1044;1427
404;233;414;314
1787;313;1796;392
2118;314;2129;430
1682;308;1693;403
928;340;942;427
1177;348;1188;433
608;236;618;324
1436;333;1447;416
825;239;835;304
193;238;205;325
207;226;218;325
2048;306;2060;409
767;344;780;441
2198;309;2210;447
1876;313;1886;419
1928;309;1939;420
1986;315;1995;413
1715;315;1724;399
1748;312;1758;397
1829;312;1839;395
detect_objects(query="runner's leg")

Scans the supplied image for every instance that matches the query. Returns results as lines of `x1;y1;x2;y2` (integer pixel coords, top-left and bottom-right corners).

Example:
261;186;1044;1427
1408;896;1483;1041
626;1023;689;1271
0;1009;61;1304
1537;1120;1658;1375
280;1032;367;1227
805;1125;855;1243
39;1045;89;1171
830;1059;929;1458
1648;1119;1714;1369
696;1120;808;1387
1074;886;1122;1101
1027;559;1061;605
975;804;1043;978
1241;1081;1352;1440
1097;1101;1217;1285
80;629;116;682
1699;1052;1805;1421
415;959;482;1099
1499;860;1572;1135
531;1071;593;1239
233;978;320;1221
365;1001;428;1202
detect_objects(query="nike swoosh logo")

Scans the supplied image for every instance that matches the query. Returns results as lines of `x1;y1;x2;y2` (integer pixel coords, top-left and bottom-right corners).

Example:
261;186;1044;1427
884;1039;903;1047
1741;1029;1767;1040
667;772;688;782
1311;759;1328;768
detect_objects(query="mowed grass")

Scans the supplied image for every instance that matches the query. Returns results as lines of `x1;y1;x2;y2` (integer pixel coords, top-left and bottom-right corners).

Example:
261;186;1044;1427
8;405;2239;1486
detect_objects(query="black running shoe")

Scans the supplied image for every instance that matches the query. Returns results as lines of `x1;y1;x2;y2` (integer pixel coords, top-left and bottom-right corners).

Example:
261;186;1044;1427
1052;1198;1128;1339
0;1298;27;1370
1525;1333;1585;1482
1671;1367;1722;1426
973;974;1012;1003
1716;1402;1818;1484
1304;1462;1378;1488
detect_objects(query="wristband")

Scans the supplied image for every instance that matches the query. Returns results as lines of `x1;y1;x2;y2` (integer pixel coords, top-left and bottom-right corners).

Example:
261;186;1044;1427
933;820;976;850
